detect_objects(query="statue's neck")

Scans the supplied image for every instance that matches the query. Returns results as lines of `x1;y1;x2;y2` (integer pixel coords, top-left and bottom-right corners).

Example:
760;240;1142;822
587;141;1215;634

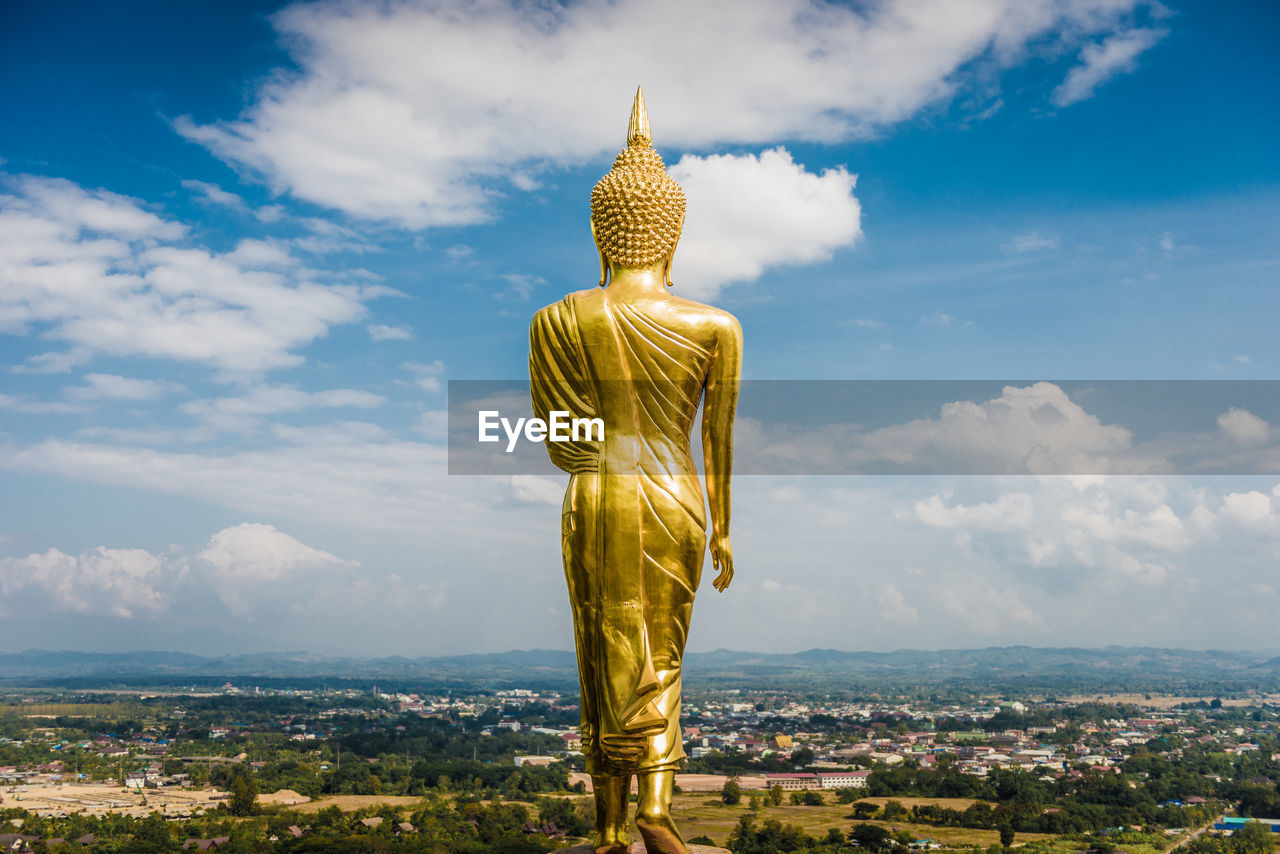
605;263;668;297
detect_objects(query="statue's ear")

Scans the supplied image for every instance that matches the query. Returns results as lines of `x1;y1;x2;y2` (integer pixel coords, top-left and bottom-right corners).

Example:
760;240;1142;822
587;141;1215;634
665;211;685;289
591;218;608;287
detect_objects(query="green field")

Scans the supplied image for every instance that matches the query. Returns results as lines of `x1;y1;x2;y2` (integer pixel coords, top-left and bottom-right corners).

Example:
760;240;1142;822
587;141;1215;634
668;794;1062;850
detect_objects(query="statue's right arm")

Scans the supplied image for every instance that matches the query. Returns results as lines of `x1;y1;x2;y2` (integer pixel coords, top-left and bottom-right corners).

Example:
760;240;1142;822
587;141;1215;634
702;312;742;593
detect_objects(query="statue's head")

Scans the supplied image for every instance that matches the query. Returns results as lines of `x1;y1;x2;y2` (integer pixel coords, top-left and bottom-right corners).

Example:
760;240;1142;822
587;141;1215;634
591;86;686;286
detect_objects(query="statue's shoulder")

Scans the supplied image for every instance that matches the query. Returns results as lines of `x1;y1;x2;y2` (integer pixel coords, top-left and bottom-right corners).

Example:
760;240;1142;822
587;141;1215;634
531;288;601;325
667;295;742;341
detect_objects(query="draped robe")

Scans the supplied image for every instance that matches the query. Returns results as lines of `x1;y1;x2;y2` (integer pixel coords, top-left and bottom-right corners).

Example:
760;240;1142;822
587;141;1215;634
529;287;710;775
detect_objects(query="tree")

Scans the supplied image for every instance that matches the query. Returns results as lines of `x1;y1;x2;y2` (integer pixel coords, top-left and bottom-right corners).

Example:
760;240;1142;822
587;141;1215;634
229;773;258;817
851;823;892;850
999;824;1015;847
767;785;784;806
722;776;742;806
538;796;590;837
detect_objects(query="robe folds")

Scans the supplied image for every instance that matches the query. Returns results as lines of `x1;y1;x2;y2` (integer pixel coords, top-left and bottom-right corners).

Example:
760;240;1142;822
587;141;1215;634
529;288;711;775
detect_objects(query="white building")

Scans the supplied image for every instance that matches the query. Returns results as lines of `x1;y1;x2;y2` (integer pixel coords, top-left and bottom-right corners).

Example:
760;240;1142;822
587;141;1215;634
816;770;872;789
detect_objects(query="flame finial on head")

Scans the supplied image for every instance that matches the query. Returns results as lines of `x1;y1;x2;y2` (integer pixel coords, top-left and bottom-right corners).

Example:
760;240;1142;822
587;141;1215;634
591;85;686;277
627;85;652;148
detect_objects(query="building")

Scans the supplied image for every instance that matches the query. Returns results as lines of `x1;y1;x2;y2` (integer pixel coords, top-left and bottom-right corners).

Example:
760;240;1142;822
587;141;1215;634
816;770;872;789
1215;818;1280;834
765;772;820;790
513;755;556;767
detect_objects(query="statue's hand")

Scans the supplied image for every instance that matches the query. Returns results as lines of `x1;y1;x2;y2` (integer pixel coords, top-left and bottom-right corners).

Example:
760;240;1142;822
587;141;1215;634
709;533;734;592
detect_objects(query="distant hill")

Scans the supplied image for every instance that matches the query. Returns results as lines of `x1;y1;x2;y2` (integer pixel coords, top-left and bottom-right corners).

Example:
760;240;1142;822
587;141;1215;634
2;645;1278;695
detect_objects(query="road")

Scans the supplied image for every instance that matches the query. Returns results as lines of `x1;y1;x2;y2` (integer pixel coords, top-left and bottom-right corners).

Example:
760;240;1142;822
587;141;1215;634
1162;815;1222;854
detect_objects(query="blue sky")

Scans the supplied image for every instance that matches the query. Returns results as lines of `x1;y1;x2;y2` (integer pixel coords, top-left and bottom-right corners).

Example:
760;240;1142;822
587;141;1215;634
1;0;1278;656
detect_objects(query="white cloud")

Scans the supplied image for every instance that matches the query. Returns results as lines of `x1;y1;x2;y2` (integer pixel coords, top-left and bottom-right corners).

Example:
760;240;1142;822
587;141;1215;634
858;382;1134;474
0;437;450;534
1218;407;1269;446
498;273;543;303
909;476;1223;600
670;148;861;299
1003;231;1060;253
508;475;564;505
197;522;350;615
403;360;445;393
0;524;355;621
876;582;919;623
0;174;385;373
1219;490;1277;533
176;0;1158;228
1060;498;1189;551
10;347;92;375
412;410;448;441
1051;27;1167;107
181;179;246;210
180;385;386;434
65;373;185;401
368;323;413;341
3;426;1280;650
0;546;173;618
444;245;474;261
914;492;1035;532
0;394;92;415
935;573;1038;635
196;525;355;616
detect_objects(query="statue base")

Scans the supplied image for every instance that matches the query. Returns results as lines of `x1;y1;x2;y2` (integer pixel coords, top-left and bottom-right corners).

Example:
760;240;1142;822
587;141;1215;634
553;845;729;854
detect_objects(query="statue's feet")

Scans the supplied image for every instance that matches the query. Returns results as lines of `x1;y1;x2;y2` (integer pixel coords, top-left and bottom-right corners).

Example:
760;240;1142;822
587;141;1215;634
636;815;688;854
593;842;628;854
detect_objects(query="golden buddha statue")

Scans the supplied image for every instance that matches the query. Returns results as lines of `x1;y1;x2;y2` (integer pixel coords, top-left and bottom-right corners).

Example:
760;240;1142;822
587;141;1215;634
529;87;742;854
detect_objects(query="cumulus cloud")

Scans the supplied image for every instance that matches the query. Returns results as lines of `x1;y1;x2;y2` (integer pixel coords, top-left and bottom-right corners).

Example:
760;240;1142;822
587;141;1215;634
3;425;1280;649
669;148;861;299
176;0;1160;228
0;174;387;373
1218;407;1270;446
908;476;1235;601
0;524;356;621
914;492;1035;532
856;382;1134;474
1051;27;1167;107
1219;490;1277;533
0;546;173;618
197;522;352;613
